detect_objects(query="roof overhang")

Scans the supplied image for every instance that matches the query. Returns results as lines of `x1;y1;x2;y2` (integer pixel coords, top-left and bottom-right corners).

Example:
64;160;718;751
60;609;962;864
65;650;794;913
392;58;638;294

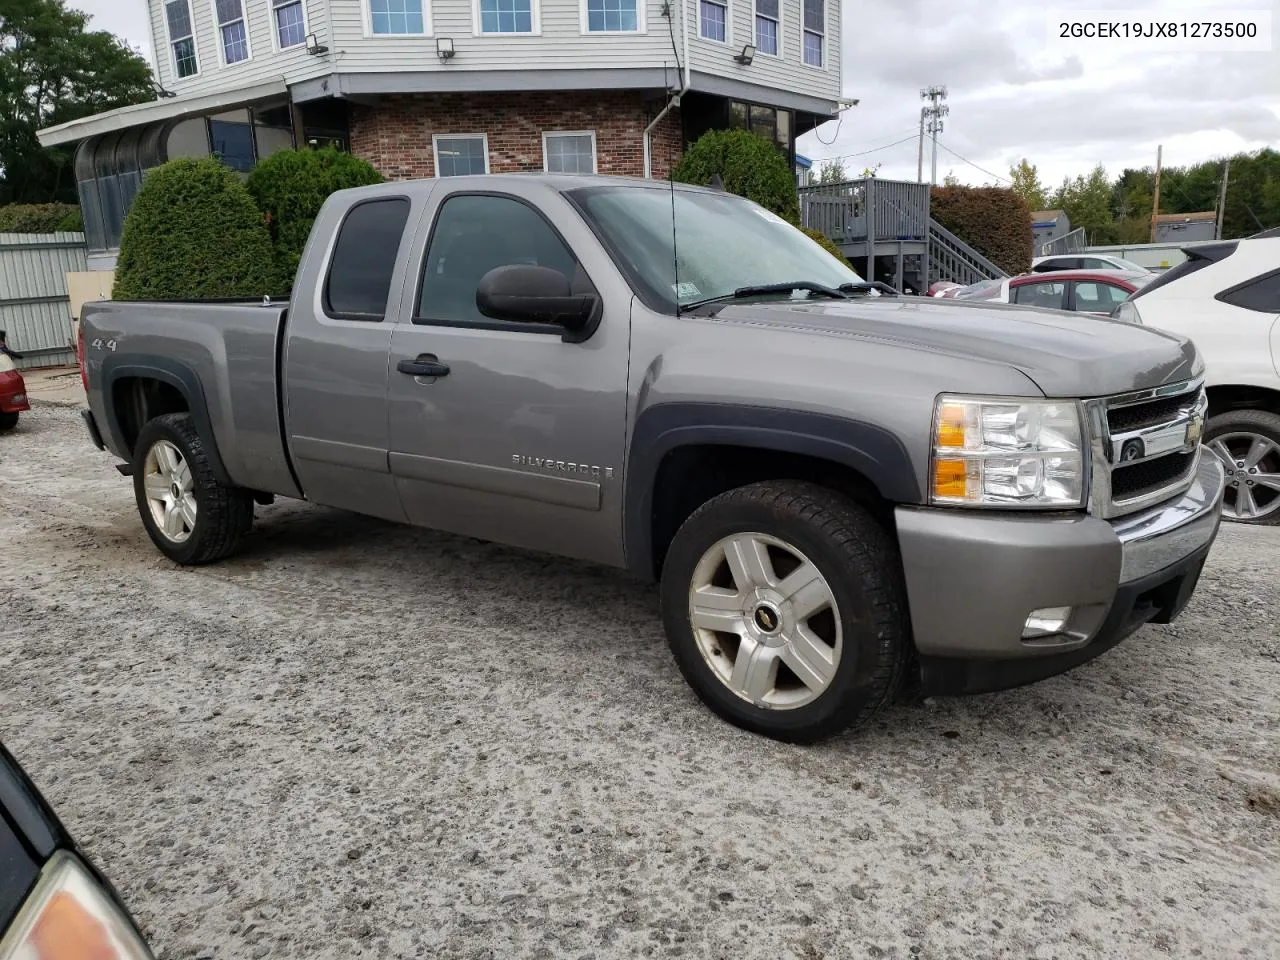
36;78;291;147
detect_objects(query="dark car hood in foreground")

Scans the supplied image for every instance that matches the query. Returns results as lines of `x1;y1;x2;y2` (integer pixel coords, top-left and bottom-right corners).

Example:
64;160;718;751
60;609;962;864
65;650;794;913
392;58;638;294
708;296;1199;398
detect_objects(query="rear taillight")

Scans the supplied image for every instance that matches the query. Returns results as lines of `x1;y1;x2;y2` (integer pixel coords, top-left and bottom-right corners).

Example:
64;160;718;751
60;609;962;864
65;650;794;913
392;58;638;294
77;321;88;392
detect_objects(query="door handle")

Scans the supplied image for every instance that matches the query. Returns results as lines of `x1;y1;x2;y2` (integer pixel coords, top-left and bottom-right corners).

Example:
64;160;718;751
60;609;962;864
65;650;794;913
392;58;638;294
397;354;451;378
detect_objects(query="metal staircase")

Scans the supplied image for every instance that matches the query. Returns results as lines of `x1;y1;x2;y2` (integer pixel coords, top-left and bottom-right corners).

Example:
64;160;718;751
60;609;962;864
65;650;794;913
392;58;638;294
927;220;1009;286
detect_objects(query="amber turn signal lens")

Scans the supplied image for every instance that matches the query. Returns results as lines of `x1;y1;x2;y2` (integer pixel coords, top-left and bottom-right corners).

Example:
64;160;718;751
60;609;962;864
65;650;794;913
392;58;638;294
935;404;968;448
933;458;970;499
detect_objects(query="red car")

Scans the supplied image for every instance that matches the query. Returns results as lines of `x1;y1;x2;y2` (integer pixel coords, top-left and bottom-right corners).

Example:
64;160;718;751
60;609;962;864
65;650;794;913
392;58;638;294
1;350;30;431
951;269;1153;314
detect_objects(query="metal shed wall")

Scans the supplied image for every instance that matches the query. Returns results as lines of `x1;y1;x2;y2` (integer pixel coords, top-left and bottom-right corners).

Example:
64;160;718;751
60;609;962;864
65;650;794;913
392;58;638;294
0;233;87;369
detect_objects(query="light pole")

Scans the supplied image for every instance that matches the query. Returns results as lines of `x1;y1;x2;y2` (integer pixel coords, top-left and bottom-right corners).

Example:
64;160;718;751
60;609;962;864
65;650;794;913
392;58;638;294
920;86;949;186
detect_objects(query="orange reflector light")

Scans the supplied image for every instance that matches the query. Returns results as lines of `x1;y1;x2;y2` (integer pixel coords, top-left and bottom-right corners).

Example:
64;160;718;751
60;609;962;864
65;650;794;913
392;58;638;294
936;404;968;448
934;458;971;499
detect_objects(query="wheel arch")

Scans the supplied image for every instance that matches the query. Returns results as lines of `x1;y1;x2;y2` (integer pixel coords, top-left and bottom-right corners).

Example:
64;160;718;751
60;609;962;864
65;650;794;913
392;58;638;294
1206;383;1280;418
101;355;232;485
624;403;922;581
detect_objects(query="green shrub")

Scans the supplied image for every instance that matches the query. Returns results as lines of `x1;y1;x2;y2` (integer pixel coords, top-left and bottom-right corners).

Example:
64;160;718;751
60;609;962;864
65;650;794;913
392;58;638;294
929;186;1034;275
55;208;84;232
801;227;847;263
113;158;280;301
0;203;81;234
671;129;801;225
246;147;384;286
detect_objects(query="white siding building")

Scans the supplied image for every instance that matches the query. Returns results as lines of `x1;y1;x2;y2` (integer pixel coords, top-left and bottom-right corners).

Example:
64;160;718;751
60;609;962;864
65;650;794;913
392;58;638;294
40;0;845;265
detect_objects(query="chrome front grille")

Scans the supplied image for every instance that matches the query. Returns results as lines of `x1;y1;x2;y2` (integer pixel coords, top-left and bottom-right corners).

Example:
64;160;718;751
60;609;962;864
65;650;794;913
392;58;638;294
1085;378;1208;519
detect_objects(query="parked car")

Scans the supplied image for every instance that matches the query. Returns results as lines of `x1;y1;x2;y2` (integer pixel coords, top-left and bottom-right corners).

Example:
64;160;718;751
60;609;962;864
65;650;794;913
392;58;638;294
927;280;963;298
79;174;1224;743
1005;270;1154;314
0;742;155;957
1112;232;1280;524
0;350;30;431
1032;254;1152;273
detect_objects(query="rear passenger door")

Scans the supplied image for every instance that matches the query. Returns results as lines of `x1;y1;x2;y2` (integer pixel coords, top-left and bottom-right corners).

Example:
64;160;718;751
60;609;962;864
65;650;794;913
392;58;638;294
1068;280;1132;315
282;189;428;522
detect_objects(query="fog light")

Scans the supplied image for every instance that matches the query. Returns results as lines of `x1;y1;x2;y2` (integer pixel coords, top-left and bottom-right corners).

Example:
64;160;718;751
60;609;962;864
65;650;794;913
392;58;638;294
1023;606;1072;638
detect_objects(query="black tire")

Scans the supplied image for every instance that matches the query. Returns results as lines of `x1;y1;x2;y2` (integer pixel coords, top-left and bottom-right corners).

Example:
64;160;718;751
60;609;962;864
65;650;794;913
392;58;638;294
659;480;911;743
1205;409;1280;526
132;413;254;564
0;411;17;432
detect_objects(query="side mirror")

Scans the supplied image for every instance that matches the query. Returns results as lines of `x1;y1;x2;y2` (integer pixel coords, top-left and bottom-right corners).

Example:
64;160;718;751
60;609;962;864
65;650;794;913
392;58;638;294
476;265;597;332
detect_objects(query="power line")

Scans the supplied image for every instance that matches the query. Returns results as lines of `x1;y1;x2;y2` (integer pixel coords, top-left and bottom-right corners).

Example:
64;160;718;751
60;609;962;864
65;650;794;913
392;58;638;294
934;141;1012;185
812;132;922;167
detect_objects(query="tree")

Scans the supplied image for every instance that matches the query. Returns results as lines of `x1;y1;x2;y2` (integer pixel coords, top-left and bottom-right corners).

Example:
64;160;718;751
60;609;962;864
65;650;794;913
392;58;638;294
113;158;280;301
1053;164;1116;244
246;147;384;288
1008;158;1048;211
0;0;154;205
930;185;1033;275
671;129;800;224
817;158;848;184
942;170;960;187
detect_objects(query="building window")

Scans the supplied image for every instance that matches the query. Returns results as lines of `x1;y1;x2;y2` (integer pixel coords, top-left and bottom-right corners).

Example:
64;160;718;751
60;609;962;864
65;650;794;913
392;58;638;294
802;0;824;66
165;1;199;78
699;0;727;41
479;0;534;33
543;132;596;174
433;135;489;177
585;0;638;32
273;0;308;48
371;0;427;34
215;0;250;64
209;120;257;172
728;100;792;153
754;0;778;55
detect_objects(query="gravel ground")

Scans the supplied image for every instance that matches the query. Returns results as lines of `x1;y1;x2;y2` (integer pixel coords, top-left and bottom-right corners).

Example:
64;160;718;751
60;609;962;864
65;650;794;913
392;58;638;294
2;402;1278;960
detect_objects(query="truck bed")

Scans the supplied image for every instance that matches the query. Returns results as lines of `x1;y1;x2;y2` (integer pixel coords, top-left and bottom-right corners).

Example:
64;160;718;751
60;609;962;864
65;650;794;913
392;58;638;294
81;298;300;499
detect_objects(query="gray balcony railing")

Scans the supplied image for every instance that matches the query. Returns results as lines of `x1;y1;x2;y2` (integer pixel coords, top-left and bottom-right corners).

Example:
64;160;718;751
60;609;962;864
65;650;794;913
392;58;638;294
1037;227;1088;257
799;178;931;244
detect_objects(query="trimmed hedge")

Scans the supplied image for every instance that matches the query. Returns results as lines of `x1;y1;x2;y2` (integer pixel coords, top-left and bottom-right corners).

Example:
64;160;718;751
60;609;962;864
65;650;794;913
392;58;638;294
0;203;81;234
801;227;847;263
671;129;801;225
113;158;280;301
246;147;384;286
929;186;1033;275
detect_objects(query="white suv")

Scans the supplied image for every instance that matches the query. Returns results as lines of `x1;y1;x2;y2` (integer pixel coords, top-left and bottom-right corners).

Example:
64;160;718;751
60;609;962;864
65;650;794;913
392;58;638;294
1114;230;1280;524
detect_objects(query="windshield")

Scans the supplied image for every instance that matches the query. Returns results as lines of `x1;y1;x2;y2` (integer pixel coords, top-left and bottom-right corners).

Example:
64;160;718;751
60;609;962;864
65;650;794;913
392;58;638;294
566;185;863;312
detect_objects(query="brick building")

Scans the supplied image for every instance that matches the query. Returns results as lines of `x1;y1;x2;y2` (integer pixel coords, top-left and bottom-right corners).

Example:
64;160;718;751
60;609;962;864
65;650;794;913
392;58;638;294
38;0;845;270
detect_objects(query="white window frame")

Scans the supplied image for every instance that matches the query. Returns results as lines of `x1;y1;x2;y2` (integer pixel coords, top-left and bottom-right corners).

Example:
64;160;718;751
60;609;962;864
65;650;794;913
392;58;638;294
801;0;826;69
163;0;202;81
268;0;311;51
752;0;780;57
433;133;491;177
472;0;541;36
542;130;598;174
578;0;644;34
364;0;433;37
696;0;731;45
211;0;254;67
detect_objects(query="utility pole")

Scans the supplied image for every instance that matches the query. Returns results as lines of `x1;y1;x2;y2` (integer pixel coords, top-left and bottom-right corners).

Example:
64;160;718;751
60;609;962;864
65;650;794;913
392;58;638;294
1150;144;1163;243
917;106;926;183
920;86;948;186
1216;158;1231;240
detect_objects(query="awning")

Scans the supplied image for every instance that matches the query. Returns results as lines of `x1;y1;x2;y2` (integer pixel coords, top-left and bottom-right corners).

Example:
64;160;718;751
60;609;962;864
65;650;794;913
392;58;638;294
37;78;291;148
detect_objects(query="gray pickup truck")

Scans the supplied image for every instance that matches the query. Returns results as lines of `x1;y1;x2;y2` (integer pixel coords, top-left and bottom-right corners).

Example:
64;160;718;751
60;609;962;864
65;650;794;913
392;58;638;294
80;174;1225;742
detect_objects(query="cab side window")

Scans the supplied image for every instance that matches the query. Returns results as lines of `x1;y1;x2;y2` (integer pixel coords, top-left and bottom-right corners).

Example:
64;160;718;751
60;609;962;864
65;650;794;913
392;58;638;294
324;198;412;322
417;194;590;327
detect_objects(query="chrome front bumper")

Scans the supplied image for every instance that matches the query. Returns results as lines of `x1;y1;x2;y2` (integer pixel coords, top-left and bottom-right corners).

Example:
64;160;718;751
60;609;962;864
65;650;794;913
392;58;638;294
1113;449;1224;582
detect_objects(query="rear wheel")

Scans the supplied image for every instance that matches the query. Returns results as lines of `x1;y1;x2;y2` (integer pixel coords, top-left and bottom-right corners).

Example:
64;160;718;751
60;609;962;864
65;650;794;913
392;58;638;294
132;413;254;564
0;411;17;432
659;481;910;743
1206;409;1280;525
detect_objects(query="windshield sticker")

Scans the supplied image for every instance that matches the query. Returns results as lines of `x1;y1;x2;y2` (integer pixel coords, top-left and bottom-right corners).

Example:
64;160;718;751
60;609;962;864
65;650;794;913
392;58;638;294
674;282;702;298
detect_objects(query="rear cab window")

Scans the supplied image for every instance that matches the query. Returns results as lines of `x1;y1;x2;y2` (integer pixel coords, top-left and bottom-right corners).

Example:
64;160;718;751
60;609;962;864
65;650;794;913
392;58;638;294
324;198;413;322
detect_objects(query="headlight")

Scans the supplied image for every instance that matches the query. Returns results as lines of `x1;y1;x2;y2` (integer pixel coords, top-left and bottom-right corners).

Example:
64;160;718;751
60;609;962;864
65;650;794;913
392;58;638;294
930;395;1086;508
0;851;153;959
1112;301;1141;324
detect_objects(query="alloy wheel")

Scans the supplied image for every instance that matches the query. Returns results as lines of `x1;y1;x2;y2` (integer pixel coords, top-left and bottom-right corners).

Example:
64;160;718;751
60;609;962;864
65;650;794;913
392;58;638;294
142;439;198;543
1209;432;1280;521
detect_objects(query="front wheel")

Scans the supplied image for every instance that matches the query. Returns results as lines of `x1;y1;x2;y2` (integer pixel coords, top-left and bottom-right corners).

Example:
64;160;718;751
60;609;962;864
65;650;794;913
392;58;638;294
659;481;911;743
1205;409;1280;525
132;413;254;564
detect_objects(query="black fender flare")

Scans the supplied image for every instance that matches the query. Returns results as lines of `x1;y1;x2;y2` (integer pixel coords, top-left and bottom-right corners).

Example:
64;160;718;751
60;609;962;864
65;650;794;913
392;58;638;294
623;402;922;578
100;354;233;485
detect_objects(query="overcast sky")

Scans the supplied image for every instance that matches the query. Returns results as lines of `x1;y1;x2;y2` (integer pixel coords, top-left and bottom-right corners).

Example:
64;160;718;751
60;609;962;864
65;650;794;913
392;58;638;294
76;0;1280;188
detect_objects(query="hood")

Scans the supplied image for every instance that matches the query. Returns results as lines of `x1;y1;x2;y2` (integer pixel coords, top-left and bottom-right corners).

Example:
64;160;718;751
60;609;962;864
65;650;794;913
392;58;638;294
704;295;1200;398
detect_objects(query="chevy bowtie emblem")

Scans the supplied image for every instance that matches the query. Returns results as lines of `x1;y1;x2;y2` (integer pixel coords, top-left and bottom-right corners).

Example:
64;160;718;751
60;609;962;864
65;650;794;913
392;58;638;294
1186;415;1204;447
